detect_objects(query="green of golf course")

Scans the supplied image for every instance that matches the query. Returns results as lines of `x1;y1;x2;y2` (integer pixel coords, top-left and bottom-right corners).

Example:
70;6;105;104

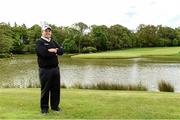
0;88;180;119
71;47;180;59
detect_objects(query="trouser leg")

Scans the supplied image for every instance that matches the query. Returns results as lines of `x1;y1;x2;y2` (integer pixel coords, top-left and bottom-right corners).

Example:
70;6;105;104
50;67;60;109
39;68;51;110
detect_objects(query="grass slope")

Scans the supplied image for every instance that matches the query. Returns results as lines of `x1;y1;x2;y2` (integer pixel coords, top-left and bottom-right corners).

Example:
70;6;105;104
1;88;180;119
71;47;180;59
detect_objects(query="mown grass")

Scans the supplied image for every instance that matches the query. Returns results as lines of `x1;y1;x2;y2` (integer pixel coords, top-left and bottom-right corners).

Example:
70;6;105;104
1;88;180;119
71;47;180;59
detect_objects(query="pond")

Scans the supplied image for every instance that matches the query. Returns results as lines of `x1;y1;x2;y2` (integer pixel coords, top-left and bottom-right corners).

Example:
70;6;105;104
0;55;180;91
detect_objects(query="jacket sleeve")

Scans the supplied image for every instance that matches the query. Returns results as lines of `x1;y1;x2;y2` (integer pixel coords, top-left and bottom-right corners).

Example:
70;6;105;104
36;40;57;58
53;41;64;55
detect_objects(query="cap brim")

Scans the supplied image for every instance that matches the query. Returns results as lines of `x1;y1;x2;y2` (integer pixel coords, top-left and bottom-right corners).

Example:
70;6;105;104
45;27;51;30
42;25;52;31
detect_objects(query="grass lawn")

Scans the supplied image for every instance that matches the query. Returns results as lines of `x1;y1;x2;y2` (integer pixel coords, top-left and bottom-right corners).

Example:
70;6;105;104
71;47;180;59
1;88;180;119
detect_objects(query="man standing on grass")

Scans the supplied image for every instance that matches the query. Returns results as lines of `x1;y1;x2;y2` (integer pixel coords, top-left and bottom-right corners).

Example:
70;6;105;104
36;24;63;114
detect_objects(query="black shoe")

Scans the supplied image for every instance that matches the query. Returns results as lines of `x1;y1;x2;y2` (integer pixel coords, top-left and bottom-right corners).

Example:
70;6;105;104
51;107;62;112
41;109;48;114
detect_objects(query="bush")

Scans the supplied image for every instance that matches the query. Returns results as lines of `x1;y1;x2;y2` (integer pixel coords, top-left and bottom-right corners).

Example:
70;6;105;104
158;80;174;92
70;82;147;91
172;38;179;46
0;53;11;58
63;39;78;53
23;44;36;53
82;47;97;53
61;83;67;88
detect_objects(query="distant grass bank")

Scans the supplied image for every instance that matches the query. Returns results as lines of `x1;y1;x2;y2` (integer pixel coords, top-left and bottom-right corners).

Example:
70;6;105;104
1;88;180;119
71;47;180;59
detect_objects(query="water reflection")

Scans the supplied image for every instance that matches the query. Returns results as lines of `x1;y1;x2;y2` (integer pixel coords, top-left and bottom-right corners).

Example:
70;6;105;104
0;55;180;92
61;57;180;92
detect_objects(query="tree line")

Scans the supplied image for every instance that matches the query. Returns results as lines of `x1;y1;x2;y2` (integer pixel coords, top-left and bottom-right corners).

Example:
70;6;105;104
0;22;180;55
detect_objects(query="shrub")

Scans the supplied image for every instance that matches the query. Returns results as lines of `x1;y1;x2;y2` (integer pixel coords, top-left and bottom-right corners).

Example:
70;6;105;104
158;80;174;92
82;47;97;53
70;82;147;91
0;53;11;58
61;83;67;88
71;83;84;89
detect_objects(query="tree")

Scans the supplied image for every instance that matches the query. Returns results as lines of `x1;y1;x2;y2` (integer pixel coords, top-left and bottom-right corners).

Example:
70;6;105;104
157;25;176;46
109;24;133;49
172;38;179;46
62;27;80;53
63;38;78;53
73;22;88;53
89;25;109;51
136;24;158;47
50;25;65;45
27;24;41;53
11;24;28;53
175;27;180;45
0;23;13;53
0;32;13;53
80;34;93;48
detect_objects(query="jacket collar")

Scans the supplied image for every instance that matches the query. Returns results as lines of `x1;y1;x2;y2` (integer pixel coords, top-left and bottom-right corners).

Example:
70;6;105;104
41;36;51;42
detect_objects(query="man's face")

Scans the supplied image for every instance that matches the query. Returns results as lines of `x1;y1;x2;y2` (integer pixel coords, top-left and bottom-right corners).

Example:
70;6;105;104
42;29;52;39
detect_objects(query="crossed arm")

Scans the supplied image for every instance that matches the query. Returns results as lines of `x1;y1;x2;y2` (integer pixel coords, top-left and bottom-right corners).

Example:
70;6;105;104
36;40;63;58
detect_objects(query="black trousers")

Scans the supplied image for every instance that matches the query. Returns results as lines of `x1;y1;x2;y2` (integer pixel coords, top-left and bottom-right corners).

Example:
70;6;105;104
39;66;60;110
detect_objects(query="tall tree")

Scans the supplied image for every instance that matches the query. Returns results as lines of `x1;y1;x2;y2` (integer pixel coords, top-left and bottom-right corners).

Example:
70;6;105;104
62;27;80;53
73;22;88;53
89;25;109;51
0;22;13;53
50;25;65;45
175;27;180;45
136;24;158;47
157;25;176;46
109;24;133;49
27;24;41;53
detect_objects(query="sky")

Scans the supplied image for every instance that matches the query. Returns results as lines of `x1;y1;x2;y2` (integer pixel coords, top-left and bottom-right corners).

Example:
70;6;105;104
0;0;180;30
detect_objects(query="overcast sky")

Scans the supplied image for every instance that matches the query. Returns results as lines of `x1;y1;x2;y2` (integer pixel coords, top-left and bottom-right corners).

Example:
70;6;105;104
0;0;180;30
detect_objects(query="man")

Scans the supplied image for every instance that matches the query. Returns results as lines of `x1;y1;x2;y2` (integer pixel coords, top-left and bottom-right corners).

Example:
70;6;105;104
36;24;63;114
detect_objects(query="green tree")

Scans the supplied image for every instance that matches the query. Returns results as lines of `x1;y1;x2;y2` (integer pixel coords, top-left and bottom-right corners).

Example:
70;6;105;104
81;34;93;48
63;38;78;53
50;25;65;45
11;24;29;53
136;24;158;47
89;25;109;51
0;23;13;53
27;24;41;53
0;32;13;53
175;27;180;45
172;38;179;46
62;27;80;53
109;24;133;49
73;22;88;53
157;25;176;46
158;38;169;47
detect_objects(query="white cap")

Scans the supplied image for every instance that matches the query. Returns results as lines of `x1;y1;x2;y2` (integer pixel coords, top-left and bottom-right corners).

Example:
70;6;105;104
42;25;52;31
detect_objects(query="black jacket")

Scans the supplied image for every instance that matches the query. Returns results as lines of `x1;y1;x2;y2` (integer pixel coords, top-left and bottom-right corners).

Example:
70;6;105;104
36;38;63;68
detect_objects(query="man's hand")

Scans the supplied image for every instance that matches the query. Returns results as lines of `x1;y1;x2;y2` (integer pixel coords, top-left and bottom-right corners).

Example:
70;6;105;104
48;48;57;53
